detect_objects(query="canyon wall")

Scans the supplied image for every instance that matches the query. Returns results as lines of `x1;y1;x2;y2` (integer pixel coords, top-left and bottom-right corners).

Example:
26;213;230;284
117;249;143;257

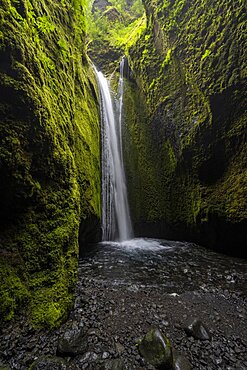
124;0;246;256
0;0;101;326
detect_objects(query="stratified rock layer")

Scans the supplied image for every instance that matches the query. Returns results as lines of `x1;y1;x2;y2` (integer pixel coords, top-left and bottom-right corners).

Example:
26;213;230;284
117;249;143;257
125;0;247;256
0;0;101;326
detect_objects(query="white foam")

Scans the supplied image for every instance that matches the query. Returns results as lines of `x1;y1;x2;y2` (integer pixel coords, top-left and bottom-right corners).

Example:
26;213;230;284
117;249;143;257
100;238;173;252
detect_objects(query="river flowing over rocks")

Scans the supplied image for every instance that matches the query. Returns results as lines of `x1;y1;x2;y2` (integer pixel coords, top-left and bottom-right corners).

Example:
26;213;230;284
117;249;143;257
0;239;247;369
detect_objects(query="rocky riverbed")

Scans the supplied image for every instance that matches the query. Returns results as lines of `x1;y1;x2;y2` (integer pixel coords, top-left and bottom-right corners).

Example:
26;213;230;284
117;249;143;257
0;239;247;369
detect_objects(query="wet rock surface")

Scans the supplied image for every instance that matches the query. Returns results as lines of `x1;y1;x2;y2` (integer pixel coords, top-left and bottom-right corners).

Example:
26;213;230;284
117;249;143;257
0;239;247;369
57;327;88;356
172;350;191;370
184;319;211;341
138;329;172;369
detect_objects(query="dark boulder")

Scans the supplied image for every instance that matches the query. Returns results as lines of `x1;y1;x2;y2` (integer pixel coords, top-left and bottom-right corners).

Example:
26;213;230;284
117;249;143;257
184;318;211;341
57;327;88;356
138;328;173;369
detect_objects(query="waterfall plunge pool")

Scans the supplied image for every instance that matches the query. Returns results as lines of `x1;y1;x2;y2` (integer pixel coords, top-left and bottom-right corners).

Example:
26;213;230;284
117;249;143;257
79;238;247;296
76;238;247;368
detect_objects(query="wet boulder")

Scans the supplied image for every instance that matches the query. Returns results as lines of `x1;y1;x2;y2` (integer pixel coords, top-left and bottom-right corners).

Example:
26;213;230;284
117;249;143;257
57;327;88;356
184;318;211;341
173;350;191;370
29;356;67;369
138;328;173;369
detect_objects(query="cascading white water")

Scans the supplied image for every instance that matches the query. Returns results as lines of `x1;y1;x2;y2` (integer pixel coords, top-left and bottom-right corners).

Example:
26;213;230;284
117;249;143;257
118;57;125;162
95;59;133;242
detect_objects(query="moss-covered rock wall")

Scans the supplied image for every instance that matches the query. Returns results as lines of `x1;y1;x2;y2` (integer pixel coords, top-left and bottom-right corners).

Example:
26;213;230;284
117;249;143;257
87;0;145;74
0;0;101;326
125;0;247;256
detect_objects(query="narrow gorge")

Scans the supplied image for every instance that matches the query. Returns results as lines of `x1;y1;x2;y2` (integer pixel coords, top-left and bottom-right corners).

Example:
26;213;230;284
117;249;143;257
0;0;246;369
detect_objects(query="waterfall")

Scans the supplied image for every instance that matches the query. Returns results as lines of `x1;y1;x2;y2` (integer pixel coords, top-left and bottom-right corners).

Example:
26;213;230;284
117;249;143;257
118;57;124;163
95;59;133;242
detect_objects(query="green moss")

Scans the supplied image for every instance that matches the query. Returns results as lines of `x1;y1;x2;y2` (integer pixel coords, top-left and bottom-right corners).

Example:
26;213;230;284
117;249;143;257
138;329;172;368
122;79;165;222
109;15;147;51
30;255;76;328
161;48;172;67
201;49;211;62
86;0;146;73
126;0;246;242
0;0;100;327
0;258;30;321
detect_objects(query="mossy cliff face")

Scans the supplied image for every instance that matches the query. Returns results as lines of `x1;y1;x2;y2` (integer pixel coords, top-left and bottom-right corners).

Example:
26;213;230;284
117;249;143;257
125;0;247;256
87;0;145;74
0;0;101;326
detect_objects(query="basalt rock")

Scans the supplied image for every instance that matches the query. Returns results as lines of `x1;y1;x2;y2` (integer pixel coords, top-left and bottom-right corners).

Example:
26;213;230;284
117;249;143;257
57;327;88;356
184;318;211;341
138;328;173;369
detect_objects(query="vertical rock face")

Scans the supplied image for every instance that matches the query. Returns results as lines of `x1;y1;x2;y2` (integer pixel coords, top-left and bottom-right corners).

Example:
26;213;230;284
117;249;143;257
0;0;101;326
87;0;145;74
125;0;246;256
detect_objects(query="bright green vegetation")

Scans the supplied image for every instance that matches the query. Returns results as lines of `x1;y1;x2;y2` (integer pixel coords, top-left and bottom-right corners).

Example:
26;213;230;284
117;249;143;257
124;0;246;252
0;0;101;326
86;0;146;73
105;15;146;51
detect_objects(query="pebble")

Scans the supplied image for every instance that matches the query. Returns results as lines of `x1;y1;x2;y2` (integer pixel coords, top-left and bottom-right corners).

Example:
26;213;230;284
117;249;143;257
0;243;247;369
